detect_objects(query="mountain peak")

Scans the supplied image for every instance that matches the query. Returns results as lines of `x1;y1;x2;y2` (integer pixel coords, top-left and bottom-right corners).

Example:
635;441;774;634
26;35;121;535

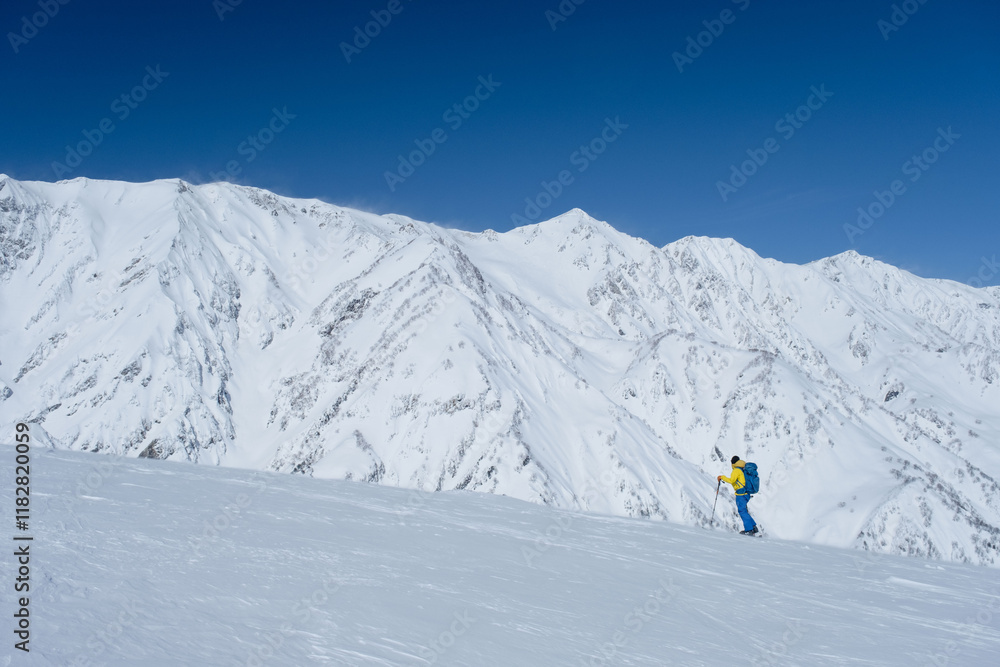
3;176;999;568
521;208;608;230
558;207;595;219
496;208;627;250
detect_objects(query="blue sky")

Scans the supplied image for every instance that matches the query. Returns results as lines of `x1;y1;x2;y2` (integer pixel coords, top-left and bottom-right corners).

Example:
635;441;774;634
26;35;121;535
3;0;998;285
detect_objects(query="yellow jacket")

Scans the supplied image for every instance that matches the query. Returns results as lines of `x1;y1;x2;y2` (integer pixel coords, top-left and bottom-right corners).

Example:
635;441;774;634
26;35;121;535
719;460;748;495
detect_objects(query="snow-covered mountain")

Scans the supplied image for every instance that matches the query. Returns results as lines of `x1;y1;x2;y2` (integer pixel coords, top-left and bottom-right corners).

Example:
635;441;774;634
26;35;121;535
2;175;999;567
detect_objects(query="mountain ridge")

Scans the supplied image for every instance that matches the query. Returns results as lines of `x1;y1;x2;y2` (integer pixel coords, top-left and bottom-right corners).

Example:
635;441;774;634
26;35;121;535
2;176;998;567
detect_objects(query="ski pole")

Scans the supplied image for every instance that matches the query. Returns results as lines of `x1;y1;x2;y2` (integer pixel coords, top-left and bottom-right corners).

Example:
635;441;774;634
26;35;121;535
710;479;721;526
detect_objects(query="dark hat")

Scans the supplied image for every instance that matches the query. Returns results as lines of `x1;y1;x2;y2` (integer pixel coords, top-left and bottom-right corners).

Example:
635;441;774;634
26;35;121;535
731;455;740;464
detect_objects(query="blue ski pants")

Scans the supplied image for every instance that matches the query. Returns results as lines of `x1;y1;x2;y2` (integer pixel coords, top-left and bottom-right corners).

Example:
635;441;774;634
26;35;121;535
735;494;756;532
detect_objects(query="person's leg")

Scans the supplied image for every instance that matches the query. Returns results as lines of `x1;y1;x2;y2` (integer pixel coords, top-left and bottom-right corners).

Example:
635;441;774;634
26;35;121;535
735;494;756;531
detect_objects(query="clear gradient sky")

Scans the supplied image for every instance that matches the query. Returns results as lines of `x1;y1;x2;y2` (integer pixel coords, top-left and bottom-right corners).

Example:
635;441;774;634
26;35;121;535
3;0;998;285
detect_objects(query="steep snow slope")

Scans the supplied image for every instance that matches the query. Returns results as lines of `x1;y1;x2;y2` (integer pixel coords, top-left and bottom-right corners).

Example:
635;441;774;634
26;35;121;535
1;175;999;567
6;447;1000;666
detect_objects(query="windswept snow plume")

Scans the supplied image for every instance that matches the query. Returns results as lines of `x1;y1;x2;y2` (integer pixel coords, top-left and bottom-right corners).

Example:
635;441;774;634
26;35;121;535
1;175;998;566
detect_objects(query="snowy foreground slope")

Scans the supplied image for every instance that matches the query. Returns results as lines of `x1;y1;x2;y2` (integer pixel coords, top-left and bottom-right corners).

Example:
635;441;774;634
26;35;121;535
4;447;1000;667
1;175;1000;567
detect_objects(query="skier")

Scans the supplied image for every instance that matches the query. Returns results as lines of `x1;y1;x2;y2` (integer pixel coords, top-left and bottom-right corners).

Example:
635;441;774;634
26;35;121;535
718;455;758;536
